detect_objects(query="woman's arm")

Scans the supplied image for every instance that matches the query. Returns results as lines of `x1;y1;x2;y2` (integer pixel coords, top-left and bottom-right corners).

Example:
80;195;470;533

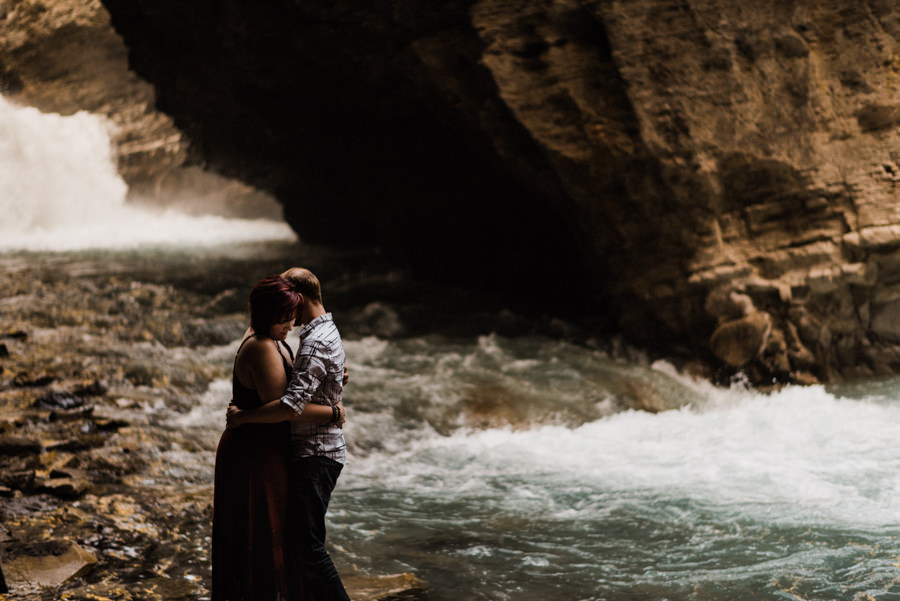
226;338;342;428
227;400;344;428
228;337;345;428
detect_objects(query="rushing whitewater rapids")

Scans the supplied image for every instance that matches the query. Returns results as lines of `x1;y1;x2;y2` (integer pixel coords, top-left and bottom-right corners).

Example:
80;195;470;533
174;330;900;601
4;95;900;601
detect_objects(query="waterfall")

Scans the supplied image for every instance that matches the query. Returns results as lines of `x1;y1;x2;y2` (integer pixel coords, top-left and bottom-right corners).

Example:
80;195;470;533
0;95;295;251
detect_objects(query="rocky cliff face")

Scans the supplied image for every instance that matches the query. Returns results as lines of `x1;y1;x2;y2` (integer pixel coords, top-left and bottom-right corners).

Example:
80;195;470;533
6;0;900;384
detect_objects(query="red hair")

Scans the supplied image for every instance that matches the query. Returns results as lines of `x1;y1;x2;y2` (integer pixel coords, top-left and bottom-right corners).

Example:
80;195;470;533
249;276;300;336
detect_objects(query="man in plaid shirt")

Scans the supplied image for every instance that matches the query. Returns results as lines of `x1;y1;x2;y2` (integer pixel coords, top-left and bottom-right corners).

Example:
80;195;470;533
279;267;350;601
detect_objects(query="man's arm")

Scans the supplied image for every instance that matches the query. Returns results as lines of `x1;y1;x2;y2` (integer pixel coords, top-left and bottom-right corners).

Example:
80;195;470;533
281;349;327;416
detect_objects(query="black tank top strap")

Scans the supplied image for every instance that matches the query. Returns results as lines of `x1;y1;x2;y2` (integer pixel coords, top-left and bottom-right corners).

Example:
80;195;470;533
236;333;256;356
278;339;294;364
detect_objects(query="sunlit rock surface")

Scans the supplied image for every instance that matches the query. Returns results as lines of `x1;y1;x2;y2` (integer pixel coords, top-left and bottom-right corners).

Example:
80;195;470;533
6;0;900;383
5;541;97;589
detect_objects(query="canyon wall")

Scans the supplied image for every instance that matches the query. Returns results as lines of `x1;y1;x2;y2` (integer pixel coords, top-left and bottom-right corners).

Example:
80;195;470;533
6;0;900;384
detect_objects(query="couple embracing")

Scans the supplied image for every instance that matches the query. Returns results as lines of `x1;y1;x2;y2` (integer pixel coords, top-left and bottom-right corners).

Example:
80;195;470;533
211;267;351;601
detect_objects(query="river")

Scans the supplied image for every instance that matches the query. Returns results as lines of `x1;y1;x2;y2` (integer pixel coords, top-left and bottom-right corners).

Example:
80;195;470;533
4;95;900;601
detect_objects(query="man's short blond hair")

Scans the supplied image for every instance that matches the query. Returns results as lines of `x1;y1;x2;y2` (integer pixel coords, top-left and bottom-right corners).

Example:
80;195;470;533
281;267;323;304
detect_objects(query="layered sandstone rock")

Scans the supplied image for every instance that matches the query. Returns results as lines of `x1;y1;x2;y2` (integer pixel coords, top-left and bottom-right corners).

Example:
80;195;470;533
6;0;900;384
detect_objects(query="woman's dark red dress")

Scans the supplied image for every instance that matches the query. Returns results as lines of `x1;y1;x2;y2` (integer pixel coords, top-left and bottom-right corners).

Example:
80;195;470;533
211;338;308;601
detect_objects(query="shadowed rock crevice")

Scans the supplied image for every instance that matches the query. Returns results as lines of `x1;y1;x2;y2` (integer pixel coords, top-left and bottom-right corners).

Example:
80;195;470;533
97;0;620;314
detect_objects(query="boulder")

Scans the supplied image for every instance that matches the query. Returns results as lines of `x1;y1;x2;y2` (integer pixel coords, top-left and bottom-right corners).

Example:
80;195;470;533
35;477;92;500
344;572;426;601
710;312;773;368
4;541;97;589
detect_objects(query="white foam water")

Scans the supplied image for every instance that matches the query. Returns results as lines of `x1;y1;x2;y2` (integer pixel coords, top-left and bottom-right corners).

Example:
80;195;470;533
0;95;296;251
350;384;900;529
327;335;900;600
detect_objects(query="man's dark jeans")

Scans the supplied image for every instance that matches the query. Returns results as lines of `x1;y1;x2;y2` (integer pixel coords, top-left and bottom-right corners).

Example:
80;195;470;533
288;456;350;601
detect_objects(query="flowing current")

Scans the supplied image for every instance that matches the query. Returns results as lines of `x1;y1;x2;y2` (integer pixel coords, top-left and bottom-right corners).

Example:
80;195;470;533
6;96;900;601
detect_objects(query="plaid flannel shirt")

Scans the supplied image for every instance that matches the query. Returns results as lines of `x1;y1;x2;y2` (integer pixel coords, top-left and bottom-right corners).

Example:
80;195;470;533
280;313;347;464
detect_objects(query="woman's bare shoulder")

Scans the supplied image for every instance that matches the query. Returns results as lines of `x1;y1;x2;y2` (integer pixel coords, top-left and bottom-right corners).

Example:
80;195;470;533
237;336;279;365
